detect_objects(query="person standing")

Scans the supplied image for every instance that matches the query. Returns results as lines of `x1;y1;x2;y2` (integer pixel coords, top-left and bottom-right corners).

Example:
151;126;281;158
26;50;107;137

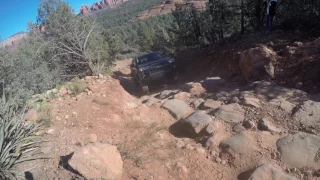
266;0;277;34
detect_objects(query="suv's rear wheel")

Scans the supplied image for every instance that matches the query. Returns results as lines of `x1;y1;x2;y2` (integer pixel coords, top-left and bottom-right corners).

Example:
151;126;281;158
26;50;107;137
141;85;149;94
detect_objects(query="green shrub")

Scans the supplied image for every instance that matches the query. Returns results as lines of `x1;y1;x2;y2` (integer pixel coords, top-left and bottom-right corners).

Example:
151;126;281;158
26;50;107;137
0;94;41;179
66;78;88;95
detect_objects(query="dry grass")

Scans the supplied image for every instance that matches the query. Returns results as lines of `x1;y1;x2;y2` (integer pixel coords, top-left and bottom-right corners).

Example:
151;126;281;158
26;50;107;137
35;101;52;127
118;121;175;168
66;77;88;94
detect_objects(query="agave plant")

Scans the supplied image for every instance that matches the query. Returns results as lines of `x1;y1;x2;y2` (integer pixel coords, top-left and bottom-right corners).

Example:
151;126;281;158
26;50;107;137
0;93;41;179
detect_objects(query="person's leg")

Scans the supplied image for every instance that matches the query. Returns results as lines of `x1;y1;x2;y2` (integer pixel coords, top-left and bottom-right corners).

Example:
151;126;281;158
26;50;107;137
266;14;270;33
269;15;274;33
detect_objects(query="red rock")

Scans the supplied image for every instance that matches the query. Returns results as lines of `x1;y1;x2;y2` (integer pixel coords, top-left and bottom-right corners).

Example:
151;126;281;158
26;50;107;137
59;87;68;96
26;108;38;121
79;0;127;16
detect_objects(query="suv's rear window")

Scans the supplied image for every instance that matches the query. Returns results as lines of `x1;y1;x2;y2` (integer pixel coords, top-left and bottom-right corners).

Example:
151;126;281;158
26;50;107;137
137;53;163;64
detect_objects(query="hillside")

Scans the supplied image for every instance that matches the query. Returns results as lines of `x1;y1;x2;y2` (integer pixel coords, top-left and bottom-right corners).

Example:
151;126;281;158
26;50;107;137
25;32;320;179
0;31;27;50
2;0;320;179
80;0;129;16
129;0;206;22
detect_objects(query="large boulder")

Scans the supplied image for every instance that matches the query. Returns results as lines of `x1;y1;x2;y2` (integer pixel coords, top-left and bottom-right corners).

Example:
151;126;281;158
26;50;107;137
202;77;226;92
254;85;307;102
293;101;320;134
183;82;206;96
239;45;278;82
248;164;297;180
276;132;320;168
69;143;123;180
180;110;213;135
162;99;194;120
215;103;245;123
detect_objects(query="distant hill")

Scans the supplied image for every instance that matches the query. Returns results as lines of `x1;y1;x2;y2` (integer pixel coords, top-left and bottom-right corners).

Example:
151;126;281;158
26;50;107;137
0;32;27;50
130;0;207;22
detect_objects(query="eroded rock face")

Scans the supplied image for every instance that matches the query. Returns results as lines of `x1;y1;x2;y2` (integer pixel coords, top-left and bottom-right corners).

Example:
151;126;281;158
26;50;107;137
69;143;123;180
276;132;320;168
79;0;126;16
239;45;278;82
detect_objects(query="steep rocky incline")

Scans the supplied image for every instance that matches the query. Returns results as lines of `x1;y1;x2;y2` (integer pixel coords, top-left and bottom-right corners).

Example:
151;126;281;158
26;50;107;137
80;0;128;16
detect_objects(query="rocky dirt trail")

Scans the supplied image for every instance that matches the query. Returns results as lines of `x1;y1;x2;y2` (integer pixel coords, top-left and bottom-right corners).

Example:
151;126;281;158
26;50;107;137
26;35;320;179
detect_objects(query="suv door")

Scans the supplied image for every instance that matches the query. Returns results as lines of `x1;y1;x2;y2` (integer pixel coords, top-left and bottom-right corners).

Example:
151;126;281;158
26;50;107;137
130;58;138;79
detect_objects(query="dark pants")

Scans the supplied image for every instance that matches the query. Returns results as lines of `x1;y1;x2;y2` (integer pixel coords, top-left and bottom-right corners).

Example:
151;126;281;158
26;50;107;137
266;15;274;33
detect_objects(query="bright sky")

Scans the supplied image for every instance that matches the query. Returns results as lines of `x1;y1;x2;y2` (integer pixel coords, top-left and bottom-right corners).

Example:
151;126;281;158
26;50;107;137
0;0;97;40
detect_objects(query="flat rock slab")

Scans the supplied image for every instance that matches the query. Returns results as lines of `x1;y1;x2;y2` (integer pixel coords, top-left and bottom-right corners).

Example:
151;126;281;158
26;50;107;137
249;163;297;180
202;77;226;92
269;98;295;114
259;117;281;133
215;103;245;123
162;99;194;120
180;110;213;135
244;97;261;108
201;99;222;110
293;100;320;134
254;85;307;103
220;132;254;155
192;98;205;109
144;97;159;107
69;143;123;180
159;90;178;99
276;132;320;168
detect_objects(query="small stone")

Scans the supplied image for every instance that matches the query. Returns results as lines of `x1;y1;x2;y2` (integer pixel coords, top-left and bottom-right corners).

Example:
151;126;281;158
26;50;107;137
243;120;255;129
231;97;240;103
195;147;206;155
233;124;246;133
65;115;70;119
259;117;281;133
271;152;277;159
215;157;222;163
185;144;195;150
221;160;228;165
46;129;55;135
98;74;104;79
60;88;68;96
72;112;78;117
89;134;98;143
176;139;185;148
293;41;303;47
176;162;188;174
67;90;73;95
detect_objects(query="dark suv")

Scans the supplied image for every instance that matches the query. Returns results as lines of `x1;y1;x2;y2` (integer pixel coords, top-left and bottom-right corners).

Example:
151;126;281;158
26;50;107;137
130;52;179;93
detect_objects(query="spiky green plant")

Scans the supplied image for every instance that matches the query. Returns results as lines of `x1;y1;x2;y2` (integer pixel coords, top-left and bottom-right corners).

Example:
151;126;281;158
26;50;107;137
0;94;41;179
